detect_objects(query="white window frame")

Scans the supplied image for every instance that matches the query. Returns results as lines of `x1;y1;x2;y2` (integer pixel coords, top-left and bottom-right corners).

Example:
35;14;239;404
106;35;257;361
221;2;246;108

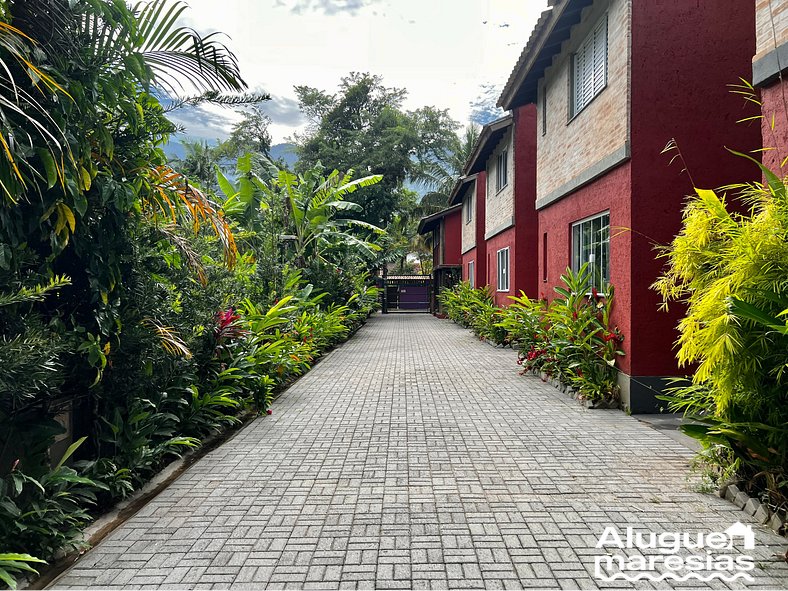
571;211;610;293
468;260;475;288
571;14;608;118
465;194;473;224
496;247;510;292
495;149;508;193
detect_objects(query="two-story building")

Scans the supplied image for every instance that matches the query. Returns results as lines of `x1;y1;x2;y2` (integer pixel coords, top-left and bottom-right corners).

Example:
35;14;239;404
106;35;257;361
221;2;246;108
498;0;761;412
754;0;788;168
417;204;462;314
462;111;539;306
448;173;486;288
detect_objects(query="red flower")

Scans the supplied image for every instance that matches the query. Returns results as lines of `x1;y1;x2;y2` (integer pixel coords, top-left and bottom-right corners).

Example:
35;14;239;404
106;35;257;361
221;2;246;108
572;311;578;320
215;308;240;329
591;287;599;300
266;409;273;415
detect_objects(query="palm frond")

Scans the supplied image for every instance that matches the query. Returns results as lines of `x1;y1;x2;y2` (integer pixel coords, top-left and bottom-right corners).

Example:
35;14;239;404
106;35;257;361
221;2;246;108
146;165;238;268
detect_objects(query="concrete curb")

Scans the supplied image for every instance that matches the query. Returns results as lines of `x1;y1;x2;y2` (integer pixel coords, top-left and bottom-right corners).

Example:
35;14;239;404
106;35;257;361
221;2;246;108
720;482;787;536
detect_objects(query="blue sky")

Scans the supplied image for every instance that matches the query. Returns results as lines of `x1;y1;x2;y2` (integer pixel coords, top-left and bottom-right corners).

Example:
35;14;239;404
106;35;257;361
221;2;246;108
168;0;548;145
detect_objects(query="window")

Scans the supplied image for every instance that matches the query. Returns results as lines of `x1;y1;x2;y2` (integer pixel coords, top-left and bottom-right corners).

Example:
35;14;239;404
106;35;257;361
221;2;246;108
542;232;548;282
571;15;608;117
541;86;547;136
497;247;510;292
571;212;610;292
465;194;473;224
495;149;508;192
468;260;475;288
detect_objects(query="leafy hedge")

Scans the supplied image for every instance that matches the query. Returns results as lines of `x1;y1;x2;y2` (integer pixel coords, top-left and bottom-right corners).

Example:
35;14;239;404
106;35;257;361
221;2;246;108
0;1;383;587
654;164;788;514
439;265;624;403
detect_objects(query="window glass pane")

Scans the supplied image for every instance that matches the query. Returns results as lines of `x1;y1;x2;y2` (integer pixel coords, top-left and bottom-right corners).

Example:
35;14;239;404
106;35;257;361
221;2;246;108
582;220;592;273
588;217;602;287
601;213;610;286
571;213;610;292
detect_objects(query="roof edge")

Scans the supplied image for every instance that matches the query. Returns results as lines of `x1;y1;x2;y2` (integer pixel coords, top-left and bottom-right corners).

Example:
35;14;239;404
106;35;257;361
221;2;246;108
448;174;478;206
462;115;513;176
416;204;462;235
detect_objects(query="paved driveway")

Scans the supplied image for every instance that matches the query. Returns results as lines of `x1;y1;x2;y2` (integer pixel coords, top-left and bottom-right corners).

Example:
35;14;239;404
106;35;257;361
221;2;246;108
53;314;788;590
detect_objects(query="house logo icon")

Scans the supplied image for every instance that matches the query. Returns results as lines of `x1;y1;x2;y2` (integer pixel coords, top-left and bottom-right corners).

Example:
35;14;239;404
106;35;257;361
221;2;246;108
725;522;756;550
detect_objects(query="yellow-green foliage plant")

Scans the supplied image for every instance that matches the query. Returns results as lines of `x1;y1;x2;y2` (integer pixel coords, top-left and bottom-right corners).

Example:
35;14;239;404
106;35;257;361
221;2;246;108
654;163;788;510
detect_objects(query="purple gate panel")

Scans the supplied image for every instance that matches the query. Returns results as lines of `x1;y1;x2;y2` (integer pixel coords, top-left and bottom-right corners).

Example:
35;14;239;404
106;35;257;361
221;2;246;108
398;285;429;310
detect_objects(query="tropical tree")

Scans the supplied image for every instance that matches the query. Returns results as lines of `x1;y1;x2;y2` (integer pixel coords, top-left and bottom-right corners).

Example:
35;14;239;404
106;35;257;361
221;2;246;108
268;165;384;265
176;140;221;188
412;123;480;215
217;105;273;159
293;73;461;227
0;0;249;488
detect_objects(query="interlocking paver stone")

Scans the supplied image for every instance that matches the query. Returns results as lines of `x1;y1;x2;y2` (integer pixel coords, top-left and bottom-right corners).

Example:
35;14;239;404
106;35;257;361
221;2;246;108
52;314;788;589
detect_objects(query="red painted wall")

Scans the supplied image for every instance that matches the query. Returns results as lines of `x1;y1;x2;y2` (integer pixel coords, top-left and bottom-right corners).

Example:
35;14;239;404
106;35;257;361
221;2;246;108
462;248;476;283
513;104;539;299
761;82;788;172
486;227;517;307
629;0;760;377
442;209;462;266
537;161;634;375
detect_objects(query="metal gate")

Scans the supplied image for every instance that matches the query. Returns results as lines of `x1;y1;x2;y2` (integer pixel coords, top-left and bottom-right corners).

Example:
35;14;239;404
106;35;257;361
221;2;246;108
382;275;431;313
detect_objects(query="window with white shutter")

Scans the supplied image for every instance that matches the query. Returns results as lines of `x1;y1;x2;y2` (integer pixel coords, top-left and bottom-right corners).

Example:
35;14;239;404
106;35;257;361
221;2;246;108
571;15;608;117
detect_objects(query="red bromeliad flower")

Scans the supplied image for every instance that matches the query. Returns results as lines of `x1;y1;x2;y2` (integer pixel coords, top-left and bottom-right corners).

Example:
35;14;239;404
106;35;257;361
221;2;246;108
214;308;247;343
215;308;240;329
266;409;273;415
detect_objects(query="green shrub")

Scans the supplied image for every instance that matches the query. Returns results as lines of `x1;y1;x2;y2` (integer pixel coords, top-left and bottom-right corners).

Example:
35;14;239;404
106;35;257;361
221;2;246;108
0;439;105;559
0;554;46;590
441;267;624;403
654;169;788;509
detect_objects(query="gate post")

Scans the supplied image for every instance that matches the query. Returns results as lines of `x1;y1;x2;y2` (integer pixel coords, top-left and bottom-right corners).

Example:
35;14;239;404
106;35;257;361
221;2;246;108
381;267;388;314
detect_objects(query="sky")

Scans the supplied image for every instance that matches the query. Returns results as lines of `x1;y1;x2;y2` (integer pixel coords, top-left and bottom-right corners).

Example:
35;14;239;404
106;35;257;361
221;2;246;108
168;0;549;145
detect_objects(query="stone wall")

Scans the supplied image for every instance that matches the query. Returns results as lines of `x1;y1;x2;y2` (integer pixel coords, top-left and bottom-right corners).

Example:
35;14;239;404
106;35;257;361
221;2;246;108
536;0;630;206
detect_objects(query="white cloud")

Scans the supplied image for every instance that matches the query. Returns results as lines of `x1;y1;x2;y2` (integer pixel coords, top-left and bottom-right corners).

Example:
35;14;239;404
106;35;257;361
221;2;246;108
174;0;548;143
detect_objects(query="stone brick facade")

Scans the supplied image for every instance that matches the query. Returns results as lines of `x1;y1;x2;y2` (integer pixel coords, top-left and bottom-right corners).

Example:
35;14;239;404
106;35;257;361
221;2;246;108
754;0;788;171
460;181;476;254
536;0;630;206
755;0;788;59
484;129;515;238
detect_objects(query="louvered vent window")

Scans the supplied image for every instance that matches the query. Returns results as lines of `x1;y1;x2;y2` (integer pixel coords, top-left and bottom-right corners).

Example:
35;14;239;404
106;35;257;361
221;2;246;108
572;15;608;117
